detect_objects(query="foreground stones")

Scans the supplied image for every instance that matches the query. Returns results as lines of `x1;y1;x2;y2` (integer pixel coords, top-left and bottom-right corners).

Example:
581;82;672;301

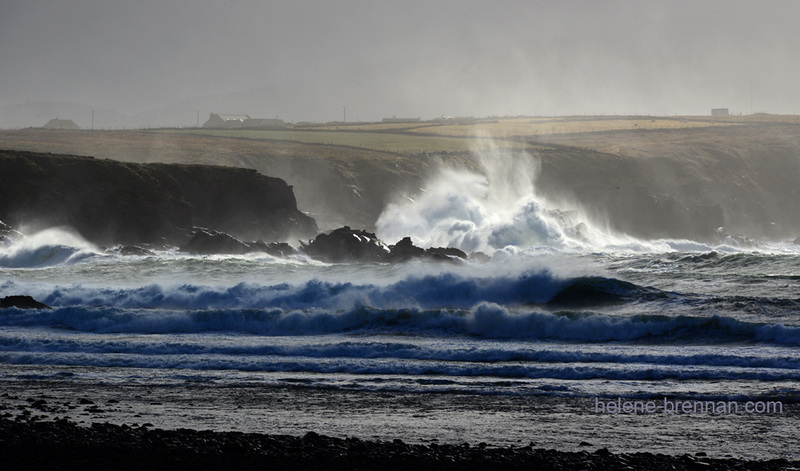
0;417;796;471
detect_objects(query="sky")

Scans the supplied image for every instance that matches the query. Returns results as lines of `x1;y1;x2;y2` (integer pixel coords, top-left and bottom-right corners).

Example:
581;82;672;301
1;0;799;124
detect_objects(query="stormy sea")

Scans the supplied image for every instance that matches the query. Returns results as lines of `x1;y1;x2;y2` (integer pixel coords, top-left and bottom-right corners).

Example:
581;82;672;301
1;151;799;464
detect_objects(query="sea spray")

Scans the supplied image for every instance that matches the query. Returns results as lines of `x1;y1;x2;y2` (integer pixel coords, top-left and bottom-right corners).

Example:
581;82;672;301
0;227;100;268
375;142;605;252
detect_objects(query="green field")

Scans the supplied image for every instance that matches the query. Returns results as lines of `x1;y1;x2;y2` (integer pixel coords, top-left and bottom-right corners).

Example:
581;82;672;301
168;129;531;154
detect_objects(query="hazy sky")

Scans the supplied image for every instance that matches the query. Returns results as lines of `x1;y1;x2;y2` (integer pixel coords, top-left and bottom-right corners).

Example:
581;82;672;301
2;0;799;121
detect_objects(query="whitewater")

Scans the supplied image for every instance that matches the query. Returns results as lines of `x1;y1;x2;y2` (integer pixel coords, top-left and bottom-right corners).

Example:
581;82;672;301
1;147;799;459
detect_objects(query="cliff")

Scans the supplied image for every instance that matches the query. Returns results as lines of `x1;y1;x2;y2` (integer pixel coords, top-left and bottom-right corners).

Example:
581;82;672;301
0;150;317;246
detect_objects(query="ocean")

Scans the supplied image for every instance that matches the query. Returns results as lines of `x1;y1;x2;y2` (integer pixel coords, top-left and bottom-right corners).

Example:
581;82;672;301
1;153;799;460
2;229;799;459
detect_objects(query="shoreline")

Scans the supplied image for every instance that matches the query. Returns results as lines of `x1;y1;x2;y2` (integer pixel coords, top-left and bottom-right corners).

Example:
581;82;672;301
1;417;797;471
1;371;798;467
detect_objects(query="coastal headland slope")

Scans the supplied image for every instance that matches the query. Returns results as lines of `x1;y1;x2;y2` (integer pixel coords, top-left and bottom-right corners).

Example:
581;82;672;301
1;115;799;244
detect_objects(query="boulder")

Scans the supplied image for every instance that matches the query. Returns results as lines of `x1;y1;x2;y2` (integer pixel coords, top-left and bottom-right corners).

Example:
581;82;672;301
249;241;296;258
180;229;250;255
300;226;390;263
387;237;425;262
0;296;51;310
300;227;468;264
388;237;466;263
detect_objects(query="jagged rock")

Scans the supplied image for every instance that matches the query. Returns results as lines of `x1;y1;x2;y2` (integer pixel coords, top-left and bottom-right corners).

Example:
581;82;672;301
0;296;51;310
425;247;467;260
105;245;156;256
300;228;468;263
249;241;296;258
715;227;756;248
180;229;250;255
387;237;425;262
300;226;390;263
388;237;466;263
0;150;317;247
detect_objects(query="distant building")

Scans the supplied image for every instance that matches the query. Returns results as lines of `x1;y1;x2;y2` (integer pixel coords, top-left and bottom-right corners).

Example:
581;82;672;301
711;108;729;117
42;118;80;130
243;118;286;128
203;113;250;128
203;113;286;128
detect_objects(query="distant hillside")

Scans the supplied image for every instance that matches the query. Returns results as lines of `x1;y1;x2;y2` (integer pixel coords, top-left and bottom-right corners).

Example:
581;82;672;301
1;121;799;242
0;150;317;246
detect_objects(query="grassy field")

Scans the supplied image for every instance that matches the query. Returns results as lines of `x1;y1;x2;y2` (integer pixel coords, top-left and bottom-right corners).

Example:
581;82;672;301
165;128;531;154
297;115;771;139
407;117;741;137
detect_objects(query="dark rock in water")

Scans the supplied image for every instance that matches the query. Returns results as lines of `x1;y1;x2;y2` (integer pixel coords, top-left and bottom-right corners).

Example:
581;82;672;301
715;227;757;248
105;245;156;256
249;241;296;258
0;296;51;310
300;226;390;263
181;229;250;255
389;237;466;263
425;247;467;260
300;228;468;264
387;237;425;262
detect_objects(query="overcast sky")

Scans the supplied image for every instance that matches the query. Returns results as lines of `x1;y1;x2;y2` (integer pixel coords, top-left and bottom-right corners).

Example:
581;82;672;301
2;0;799;122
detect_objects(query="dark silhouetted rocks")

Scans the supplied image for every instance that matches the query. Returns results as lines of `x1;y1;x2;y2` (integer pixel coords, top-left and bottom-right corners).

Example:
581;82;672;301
387;236;425;261
300;228;466;263
0;296;51;310
0;150;317;247
300;226;390;263
181;229;251;255
389;237;466;263
181;228;298;256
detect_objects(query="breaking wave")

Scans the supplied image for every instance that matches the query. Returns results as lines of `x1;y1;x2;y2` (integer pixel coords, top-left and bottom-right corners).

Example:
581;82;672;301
0;228;99;268
1;301;799;346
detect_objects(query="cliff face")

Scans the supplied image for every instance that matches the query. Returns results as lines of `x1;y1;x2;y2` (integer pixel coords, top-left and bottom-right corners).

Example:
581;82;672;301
534;125;800;241
0;150;317;246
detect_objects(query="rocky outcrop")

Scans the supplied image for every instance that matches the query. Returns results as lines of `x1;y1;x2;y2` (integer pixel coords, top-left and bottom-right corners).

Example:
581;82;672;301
793;236;800;246
388;237;467;263
0;150;317;247
181;229;251;255
300;227;390;263
300;227;466;263
181;228;296;257
0;296;51;310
